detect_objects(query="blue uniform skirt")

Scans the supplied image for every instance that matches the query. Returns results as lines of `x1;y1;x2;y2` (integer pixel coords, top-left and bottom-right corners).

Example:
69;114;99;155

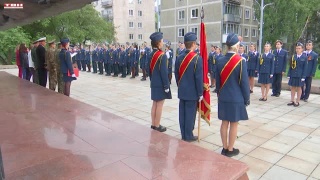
151;87;172;101
218;101;248;122
288;77;304;87
258;73;272;84
247;69;257;77
63;73;76;82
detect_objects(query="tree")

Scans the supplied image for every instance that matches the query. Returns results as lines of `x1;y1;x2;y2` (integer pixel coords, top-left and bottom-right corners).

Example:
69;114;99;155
0;27;30;64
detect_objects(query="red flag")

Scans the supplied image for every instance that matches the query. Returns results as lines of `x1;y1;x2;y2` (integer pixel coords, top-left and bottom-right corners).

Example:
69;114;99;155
199;21;211;125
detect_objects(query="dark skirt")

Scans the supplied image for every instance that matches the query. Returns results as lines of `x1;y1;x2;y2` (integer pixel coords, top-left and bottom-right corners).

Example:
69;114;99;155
218;101;248;122
63;73;76;82
288;77;304;87
248;70;257;77
151;87;172;101
258;73;272;84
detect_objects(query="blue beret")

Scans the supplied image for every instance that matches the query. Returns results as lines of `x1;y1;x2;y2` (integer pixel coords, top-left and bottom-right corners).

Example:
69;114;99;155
184;32;197;42
226;33;239;46
149;32;163;41
60;38;70;44
296;42;304;47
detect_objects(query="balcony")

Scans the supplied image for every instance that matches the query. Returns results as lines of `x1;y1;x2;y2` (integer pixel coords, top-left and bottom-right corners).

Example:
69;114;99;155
102;12;113;21
101;0;113;7
224;0;240;5
223;14;241;23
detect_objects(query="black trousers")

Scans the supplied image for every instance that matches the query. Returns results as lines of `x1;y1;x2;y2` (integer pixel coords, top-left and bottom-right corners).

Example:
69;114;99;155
76;60;82;70
121;64;126;77
81;60;86;71
104;62;108;73
301;76;313;100
113;64;119;76
98;62;104;74
106;63;111;75
272;73;283;95
38;68;47;87
92;61;97;73
126;62;131;75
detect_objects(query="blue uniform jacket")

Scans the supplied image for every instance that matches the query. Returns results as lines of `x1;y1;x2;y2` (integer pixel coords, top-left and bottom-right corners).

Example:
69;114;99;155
92;50;98;62
75;50;81;60
287;54;308;78
125;48;130;64
80;49;86;60
240;53;248;61
112;49;119;64
273;49;288;73
258;53;275;75
85;51;90;62
211;54;223;73
208;51;215;72
59;48;74;74
247;51;259;71
167;49;173;74
148;49;170;90
216;53;250;103
140;48;148;69
119;51;125;65
174;50;203;100
304;51;318;77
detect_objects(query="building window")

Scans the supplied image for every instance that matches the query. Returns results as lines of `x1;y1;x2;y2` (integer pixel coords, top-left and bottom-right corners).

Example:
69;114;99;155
138;22;142;28
252;10;257;20
138;34;143;40
252;29;256;37
239;8;242;19
178;10;185;20
129;22;134;28
129;34;134;40
190;27;198;35
138;0;142;4
223;23;240;34
129;9;133;16
245;9;250;19
138;10;142;16
224;3;240;15
191;8;198;18
244;28;249;37
178;28;185;37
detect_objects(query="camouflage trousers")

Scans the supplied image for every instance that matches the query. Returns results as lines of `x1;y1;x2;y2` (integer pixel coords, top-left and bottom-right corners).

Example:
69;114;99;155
57;71;64;94
49;70;58;91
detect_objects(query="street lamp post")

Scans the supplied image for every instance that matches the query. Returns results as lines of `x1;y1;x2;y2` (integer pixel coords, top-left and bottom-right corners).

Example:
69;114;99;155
257;0;274;53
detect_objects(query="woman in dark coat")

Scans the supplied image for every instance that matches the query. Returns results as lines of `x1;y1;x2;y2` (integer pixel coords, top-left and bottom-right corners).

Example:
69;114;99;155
19;43;30;80
216;33;250;157
59;38;77;96
147;32;172;132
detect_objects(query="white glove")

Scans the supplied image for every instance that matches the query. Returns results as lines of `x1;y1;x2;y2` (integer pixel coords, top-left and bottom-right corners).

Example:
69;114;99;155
287;77;290;79
207;73;210;77
270;74;273;78
301;78;305;82
199;96;203;102
165;89;170;93
72;74;76;78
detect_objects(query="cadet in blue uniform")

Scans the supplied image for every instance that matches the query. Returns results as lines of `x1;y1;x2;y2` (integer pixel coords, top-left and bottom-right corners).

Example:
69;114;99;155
130;44;139;79
287;42;308;107
194;43;200;54
175;32;203;142
97;46;104;75
85;48;91;72
239;44;248;61
258;43;275;101
75;46;82;71
80;47;86;71
59;38;77;97
301;40;318;102
247;43;259;93
148;32;172;132
208;45;216;88
216;33;250;157
125;42;131;75
91;46;98;73
212;46;223;93
103;45;109;74
272;40;288;97
134;43;140;77
119;45;127;78
165;42;173;84
140;43;148;81
113;45;120;77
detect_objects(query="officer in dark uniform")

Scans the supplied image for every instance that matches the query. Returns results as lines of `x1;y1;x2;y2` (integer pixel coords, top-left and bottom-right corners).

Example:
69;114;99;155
85;47;91;72
91;46;98;73
147;32;172;132
125;42;131;75
113;45;120;77
97;46;104;75
140;43;148;81
216;33;250;157
75;46;82;71
287;42;307;107
258;42;275;101
301;40;318;102
212;46;224;93
134;43;140;77
80;47;86;71
59;38;77;97
208;45;216;88
174;32;203;142
165;41;173;84
272;40;288;97
194;42;200;54
247;43;259;93
119;45;127;78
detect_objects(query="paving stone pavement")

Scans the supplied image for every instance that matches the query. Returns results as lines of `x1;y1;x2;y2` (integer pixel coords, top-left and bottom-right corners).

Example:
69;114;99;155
2;68;320;180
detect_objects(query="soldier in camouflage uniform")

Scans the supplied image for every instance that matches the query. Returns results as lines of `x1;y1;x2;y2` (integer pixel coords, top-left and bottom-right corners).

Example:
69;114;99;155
56;43;64;94
46;40;58;91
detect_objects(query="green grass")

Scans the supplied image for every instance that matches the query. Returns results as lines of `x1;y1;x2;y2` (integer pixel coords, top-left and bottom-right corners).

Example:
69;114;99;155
315;68;320;79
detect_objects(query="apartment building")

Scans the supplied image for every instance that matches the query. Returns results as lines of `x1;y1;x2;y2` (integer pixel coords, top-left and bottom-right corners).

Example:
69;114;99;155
93;0;155;44
160;0;259;52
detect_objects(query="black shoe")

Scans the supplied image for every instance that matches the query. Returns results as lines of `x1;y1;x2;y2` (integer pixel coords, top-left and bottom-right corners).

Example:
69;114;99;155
221;148;228;156
130;77;135;79
154;125;166;132
151;125;155;129
225;148;240;157
304;99;308;102
184;136;198;142
275;94;280;97
300;97;305;100
105;74;111;76
250;90;253;93
287;101;295;106
271;94;276;96
259;98;264;101
294;102;300;107
140;78;146;81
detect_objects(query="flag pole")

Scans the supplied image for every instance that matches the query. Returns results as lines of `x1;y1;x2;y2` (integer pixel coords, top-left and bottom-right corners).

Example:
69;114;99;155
198;6;205;143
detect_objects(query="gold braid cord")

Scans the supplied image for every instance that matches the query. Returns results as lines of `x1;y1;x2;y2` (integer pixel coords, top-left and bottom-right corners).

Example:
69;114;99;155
198;82;211;125
260;54;263;65
291;55;296;69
